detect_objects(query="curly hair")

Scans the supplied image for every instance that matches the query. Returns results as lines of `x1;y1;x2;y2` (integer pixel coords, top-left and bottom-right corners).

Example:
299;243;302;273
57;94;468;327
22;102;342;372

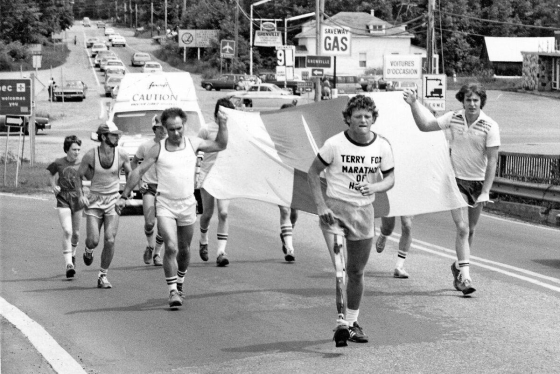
161;107;187;127
455;83;487;109
63;135;81;153
342;95;379;125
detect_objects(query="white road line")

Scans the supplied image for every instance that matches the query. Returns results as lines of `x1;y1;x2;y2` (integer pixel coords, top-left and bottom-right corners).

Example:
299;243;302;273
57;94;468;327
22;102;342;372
0;192;48;200
482;212;560;233
0;297;87;374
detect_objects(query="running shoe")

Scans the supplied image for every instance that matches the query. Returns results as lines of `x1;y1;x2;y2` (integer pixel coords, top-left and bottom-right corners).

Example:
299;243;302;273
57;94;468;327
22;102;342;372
97;275;112;289
143;246;153;264
457;277;476;296
348;322;369;343
153;254;163;266
393;267;409;279
83;250;94;266
285;249;295;262
176;283;185;299
169;290;182;307
280;233;287;255
376;235;387;253
450;262;461;291
216;253;229;267
199;243;209;261
65;264;76;279
333;324;350;348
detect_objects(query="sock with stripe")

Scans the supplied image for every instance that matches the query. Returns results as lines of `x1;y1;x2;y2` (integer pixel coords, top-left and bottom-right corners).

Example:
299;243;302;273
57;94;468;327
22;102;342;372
166;276;178;292
200;227;209;245
458;261;470;280
176;270;186;291
217;233;228;255
396;250;407;269
280;224;294;252
154;233;164;256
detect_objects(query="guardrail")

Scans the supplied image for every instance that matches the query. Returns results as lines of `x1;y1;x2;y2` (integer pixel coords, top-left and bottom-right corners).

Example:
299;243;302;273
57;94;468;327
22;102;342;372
491;177;560;204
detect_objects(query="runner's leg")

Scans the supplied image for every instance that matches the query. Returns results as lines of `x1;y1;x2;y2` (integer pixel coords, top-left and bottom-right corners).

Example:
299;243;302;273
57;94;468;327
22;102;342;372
57;208;73;266
215;199;230;257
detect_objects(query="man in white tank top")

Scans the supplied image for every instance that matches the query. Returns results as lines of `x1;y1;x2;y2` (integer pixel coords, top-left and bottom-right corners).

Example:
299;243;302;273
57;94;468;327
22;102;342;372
116;107;229;308
78;121;132;289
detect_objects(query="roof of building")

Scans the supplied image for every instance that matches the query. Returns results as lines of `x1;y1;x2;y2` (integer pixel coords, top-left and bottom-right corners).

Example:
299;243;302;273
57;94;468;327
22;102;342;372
295;11;414;39
484;37;556;62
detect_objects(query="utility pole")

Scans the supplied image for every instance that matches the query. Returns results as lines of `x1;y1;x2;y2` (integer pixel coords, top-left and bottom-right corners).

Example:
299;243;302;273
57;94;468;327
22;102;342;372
235;0;239;62
164;0;168;34
427;0;435;74
314;0;322;102
151;2;153;37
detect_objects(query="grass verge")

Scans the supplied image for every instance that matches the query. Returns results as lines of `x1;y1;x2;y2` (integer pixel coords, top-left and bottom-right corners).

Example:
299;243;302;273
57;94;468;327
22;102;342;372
0;159;50;194
0;43;71;72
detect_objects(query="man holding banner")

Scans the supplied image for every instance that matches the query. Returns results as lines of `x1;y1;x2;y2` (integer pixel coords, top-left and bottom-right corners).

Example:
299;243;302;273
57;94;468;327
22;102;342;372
308;95;395;347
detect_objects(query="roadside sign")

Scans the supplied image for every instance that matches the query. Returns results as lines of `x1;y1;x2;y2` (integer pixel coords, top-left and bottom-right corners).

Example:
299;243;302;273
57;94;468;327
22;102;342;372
0;79;31;116
311;68;324;77
261;22;276;31
5;116;24;127
383;55;422;79
254;31;282;47
423;74;447;111
276;46;295;67
179;29;218;48
221;39;235;59
321;25;351;56
307;55;331;68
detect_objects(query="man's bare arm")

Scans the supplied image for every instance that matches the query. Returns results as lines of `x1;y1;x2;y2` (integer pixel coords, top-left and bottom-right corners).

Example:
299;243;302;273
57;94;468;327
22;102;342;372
197;108;228;153
403;89;441;132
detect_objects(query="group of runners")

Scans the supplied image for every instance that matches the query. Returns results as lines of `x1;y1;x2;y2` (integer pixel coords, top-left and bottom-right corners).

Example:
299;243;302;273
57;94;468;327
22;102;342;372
47;83;499;347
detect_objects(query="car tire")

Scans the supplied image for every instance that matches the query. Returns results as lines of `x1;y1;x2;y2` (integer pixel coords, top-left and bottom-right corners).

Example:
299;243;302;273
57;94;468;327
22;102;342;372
105;92;111;97
205;84;212;91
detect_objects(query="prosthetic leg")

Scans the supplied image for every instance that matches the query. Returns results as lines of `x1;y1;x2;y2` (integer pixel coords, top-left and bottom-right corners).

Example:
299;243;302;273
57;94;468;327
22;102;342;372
332;234;350;347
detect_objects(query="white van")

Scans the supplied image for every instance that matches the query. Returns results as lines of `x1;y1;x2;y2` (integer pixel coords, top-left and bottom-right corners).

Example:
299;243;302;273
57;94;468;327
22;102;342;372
103;72;206;199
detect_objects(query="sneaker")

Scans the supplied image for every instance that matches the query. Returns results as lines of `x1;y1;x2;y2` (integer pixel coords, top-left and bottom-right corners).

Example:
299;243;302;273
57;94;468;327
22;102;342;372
376;235;387;253
280;234;287;255
153;254;163;266
333;324;350;348
83;250;94;266
65;264;76;279
457;276;476;296
216;253;229;267
199;243;209;261
168;290;182;307
348;322;369;343
393;267;409;279
284;249;295;262
450;262;461;291
143;246;153;264
97;275;112;289
177;282;185;298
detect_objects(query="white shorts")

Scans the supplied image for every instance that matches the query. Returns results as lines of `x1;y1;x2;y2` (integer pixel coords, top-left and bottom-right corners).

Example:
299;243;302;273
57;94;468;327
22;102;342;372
156;195;197;226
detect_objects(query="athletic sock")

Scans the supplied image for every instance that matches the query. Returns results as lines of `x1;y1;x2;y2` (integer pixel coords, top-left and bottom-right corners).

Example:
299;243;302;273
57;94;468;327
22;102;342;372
154;234;164;255
458;261;470;280
145;226;155;248
280;224;294;251
166;276;178;292
200;227;209;245
396;250;407;268
63;249;73;265
217;233;228;255
346;308;359;326
85;246;93;254
98;268;108;278
177;270;186;285
71;243;78;257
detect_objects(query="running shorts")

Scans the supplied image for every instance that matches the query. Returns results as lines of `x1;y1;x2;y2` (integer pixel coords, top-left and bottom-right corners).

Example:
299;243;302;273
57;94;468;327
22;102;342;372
85;192;120;218
139;183;158;196
156;194;197;226
56;191;85;213
319;197;375;241
456;178;484;206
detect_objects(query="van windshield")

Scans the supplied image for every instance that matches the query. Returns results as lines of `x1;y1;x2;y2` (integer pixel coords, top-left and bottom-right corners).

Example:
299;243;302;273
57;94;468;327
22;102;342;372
113;110;202;136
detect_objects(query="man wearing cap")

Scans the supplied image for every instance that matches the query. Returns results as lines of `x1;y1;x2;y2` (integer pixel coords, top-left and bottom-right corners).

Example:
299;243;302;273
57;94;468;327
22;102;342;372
78;121;132;289
131;115;167;266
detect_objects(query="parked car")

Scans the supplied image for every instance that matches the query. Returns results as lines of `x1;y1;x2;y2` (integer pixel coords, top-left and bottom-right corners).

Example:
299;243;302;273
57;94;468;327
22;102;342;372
392;80;419;93
104;60;126;74
53;80;88;102
82;17;91;27
104;67;126;81
111;35;127;47
104;27;115;36
86;37;100;48
239;83;292;97
91;43;108;57
104;76;123;97
97;21;105;28
324;75;362;94
200;74;247;91
141;62;163;74
0;115;51;135
99;56;120;71
94;50;117;67
131;52;151;67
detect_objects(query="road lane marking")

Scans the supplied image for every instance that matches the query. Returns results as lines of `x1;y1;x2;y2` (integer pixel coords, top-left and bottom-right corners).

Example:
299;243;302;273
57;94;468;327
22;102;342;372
82;30;100;87
0;296;87;374
0;193;48;200
482;212;560;233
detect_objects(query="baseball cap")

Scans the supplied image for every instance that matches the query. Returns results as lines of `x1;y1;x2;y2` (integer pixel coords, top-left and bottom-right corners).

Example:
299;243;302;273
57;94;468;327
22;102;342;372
97;121;123;135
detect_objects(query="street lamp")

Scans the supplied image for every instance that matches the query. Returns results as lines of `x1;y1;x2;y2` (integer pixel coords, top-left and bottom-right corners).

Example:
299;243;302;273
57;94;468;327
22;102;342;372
249;0;273;76
284;12;315;48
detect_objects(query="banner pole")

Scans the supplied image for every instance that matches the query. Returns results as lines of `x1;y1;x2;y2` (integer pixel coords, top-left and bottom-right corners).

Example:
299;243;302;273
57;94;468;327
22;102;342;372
3;126;10;186
15;128;23;187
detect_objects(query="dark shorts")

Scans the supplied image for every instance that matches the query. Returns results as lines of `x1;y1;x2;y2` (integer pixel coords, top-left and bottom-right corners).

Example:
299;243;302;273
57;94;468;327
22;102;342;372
456;178;484;206
56;191;84;213
139;183;158;196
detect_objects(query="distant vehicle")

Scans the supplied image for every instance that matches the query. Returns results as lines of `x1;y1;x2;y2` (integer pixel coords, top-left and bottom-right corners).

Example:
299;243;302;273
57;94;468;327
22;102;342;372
392;81;419;93
141;62;162;74
200;74;247;91
103;60;126;75
131;52;151;66
94;50;117;67
91;43;108;57
104;27;116;36
86;37;101;48
104;67;126;81
97;21;105;28
323;75;362;94
99;56;120;71
53;80;88;102
261;73;313;96
82;17;91;27
104;76;123;97
0;115;51;136
111;85;119;99
237;83;293;98
111;35;127;47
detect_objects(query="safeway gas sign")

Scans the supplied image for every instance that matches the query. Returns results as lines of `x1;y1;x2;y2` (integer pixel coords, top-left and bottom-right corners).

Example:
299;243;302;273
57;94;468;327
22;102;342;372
321;25;351;56
383;55;422;79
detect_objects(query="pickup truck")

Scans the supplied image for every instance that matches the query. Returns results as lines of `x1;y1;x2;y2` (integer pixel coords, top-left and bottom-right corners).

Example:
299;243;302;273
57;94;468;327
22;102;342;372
261;74;313;96
201;74;246;91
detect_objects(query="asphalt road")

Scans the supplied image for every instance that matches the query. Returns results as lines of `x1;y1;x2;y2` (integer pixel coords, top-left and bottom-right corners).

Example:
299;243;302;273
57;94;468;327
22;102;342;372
2;21;560;374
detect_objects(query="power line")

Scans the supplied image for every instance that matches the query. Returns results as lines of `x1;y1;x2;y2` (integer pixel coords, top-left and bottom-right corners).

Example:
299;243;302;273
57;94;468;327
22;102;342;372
439;10;560;30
